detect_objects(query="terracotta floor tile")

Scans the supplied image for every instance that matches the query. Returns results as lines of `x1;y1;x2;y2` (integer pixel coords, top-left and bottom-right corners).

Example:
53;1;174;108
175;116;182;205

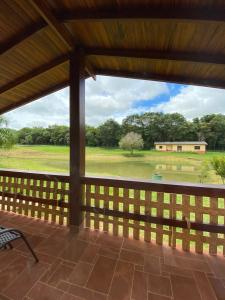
68;261;93;286
132;270;148;300
2;212;225;300
67;283;107;300
193;271;217;300
0;250;21;271
148;293;171;300
0;255;28;292
16;235;44;253
35;237;66;257
120;249;144;265
164;254;211;273
86;255;117;293
40;258;62;283
108;260;134;300
98;245;120;260
80;243;100;264
206;255;225;278
28;282;64;299
60;239;88;263
47;263;74;287
208;277;225;300
96;232;123;249
148;274;172;297
123;238;163;257
60;293;82;300
144;255;161;274
161;263;193;278
77;228;100;242
171;274;201;300
3;261;47;300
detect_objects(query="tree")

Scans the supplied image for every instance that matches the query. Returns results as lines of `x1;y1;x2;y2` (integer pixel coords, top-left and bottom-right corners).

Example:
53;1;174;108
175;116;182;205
97;119;121;147
198;161;210;184
211;157;225;184
0;117;16;154
119;132;144;155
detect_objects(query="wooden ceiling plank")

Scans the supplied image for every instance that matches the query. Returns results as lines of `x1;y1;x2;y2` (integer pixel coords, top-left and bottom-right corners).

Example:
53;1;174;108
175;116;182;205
58;8;225;23
29;0;96;80
0;80;69;115
86;48;225;66
0;54;69;95
28;0;74;50
0;20;46;56
96;69;225;90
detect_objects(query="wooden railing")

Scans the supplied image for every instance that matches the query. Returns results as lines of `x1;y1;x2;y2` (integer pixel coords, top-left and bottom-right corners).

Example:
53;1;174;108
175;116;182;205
0;169;225;255
81;176;225;255
0;169;69;225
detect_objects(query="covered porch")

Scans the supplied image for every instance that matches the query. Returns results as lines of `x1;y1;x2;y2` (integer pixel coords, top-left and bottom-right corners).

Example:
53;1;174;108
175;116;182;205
1;0;225;299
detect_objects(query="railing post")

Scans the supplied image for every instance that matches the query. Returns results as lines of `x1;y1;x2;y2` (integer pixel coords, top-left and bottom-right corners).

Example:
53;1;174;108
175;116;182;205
69;49;85;226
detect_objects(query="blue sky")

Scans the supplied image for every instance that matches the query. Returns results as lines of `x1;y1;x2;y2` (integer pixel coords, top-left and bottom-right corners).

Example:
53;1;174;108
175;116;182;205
132;83;184;110
4;76;225;129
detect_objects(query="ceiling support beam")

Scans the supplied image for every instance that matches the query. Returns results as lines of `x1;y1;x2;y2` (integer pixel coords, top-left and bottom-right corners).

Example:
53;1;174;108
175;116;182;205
0;20;46;56
0;55;69;95
86;48;225;66
96;69;225;90
58;8;225;23
29;0;96;80
0;81;69;115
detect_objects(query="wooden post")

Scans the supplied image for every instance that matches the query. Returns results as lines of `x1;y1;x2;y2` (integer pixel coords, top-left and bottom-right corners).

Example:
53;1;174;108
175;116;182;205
69;49;85;226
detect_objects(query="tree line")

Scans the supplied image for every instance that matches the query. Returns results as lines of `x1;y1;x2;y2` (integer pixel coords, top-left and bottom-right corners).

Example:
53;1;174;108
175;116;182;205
5;112;225;150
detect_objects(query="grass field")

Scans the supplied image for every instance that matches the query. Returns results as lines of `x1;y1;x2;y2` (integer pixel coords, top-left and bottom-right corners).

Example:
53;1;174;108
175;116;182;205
0;145;224;184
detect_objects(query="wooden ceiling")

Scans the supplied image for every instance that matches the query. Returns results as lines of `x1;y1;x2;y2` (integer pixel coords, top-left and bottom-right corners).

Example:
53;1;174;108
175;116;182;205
0;0;225;114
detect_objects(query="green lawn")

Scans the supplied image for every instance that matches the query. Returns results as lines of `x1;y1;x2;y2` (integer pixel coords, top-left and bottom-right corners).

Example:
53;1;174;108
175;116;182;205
0;145;224;184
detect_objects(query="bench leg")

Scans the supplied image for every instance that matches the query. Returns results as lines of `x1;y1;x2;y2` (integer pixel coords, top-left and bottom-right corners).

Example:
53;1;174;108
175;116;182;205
21;235;39;263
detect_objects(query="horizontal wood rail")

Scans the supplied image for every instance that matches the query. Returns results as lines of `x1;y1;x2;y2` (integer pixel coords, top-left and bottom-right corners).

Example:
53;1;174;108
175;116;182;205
81;175;225;198
81;206;225;234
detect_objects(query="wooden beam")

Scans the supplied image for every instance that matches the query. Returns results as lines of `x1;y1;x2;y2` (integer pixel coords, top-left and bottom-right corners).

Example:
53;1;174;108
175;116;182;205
86;48;225;66
82;206;225;234
96;69;225;90
0;80;68;115
28;0;74;50
0;20;46;56
0;55;69;95
69;50;85;226
58;8;225;23
29;0;96;80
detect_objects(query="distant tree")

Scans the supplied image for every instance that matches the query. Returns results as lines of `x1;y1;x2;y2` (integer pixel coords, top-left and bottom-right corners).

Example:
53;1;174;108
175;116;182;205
119;132;144;155
86;126;99;146
0;117;16;149
97;119;121;147
211;157;225;184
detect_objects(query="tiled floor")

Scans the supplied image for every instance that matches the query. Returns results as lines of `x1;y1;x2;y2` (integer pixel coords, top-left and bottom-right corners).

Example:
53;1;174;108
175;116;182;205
0;211;225;300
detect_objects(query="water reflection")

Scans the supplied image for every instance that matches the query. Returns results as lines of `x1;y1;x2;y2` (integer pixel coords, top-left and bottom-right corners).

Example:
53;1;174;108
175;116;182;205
156;164;195;172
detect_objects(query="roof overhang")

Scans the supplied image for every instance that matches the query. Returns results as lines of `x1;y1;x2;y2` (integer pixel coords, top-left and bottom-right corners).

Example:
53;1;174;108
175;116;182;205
0;0;225;114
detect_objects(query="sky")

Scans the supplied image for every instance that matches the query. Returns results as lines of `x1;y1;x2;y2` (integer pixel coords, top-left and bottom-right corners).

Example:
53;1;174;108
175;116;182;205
4;75;225;129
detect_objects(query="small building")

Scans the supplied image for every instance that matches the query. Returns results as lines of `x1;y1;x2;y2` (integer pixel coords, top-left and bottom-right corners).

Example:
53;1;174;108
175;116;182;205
154;141;207;153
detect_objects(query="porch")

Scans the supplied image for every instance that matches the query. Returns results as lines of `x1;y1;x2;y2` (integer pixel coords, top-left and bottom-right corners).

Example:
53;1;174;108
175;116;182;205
1;210;225;300
1;1;225;299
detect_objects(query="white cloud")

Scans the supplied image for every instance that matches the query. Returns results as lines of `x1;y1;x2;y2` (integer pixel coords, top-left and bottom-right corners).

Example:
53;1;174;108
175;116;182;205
5;76;168;128
153;85;225;119
85;76;168;125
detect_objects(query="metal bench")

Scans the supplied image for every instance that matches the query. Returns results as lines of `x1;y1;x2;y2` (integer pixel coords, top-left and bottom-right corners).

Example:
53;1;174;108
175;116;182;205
0;227;39;262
